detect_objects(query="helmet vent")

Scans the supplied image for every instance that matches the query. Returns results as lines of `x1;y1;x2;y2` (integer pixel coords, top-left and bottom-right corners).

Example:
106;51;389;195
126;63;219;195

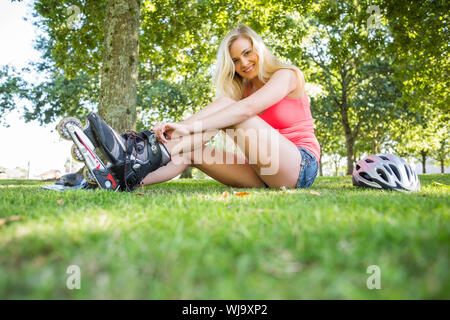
376;168;389;182
365;158;374;163
360;172;373;181
379;156;389;161
383;164;392;174
356;164;361;170
389;164;401;181
405;165;411;180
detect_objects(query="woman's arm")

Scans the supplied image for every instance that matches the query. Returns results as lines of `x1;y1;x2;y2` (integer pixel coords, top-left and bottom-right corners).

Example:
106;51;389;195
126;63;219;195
153;97;237;142
186;69;299;133
180;97;237;126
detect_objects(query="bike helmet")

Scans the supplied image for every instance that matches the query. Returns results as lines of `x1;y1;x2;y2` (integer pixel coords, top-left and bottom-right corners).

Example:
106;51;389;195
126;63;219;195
352;154;420;192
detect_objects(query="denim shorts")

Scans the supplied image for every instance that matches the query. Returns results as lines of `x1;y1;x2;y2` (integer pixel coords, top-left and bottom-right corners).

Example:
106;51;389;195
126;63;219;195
295;147;319;188
262;146;318;189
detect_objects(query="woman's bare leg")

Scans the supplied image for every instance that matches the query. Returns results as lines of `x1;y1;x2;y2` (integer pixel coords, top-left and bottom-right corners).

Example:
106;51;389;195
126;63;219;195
141;97;245;186
141;97;301;188
190;145;267;188
141;96;235;186
141;128;266;188
228;116;302;188
140;131;214;186
182;97;302;188
142;144;266;188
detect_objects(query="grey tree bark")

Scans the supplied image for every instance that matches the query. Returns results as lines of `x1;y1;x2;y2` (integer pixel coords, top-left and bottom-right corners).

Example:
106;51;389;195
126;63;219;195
420;150;427;174
99;0;140;132
340;85;355;175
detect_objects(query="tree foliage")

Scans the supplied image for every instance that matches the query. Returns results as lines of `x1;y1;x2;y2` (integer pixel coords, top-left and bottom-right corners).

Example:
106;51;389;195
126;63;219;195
391;109;448;173
1;0;448;174
301;0;400;174
0;66;28;125
381;0;449;113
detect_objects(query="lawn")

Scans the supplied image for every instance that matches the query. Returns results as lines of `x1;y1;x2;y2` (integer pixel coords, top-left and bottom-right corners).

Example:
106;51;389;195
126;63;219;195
0;174;449;299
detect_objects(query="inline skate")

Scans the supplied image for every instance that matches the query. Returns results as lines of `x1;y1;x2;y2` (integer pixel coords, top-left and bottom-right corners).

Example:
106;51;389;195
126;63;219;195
57;116;120;191
58;113;171;192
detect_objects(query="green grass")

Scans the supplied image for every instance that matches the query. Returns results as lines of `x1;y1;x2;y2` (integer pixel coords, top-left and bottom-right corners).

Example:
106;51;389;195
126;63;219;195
0;174;449;299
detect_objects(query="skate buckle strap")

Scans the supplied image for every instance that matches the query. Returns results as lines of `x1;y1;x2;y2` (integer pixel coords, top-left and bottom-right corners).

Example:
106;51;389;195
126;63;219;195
139;130;163;174
122;131;143;191
141;130;159;155
122;130;163;192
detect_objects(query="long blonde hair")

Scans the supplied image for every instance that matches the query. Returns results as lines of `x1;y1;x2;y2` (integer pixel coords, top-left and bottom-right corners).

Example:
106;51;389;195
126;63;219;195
214;25;304;100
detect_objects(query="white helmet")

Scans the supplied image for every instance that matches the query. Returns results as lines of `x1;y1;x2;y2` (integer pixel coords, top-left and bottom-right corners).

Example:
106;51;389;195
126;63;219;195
352;154;420;192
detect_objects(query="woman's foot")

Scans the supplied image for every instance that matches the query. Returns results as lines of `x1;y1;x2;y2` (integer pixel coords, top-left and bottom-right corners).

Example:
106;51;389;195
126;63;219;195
86;113;171;191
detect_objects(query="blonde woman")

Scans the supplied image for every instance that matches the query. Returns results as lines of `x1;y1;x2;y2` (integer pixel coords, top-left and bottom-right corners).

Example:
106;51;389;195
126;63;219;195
84;25;320;191
148;24;320;189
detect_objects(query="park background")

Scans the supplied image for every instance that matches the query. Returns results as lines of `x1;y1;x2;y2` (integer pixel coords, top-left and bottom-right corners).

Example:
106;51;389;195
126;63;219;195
0;0;448;179
0;0;448;300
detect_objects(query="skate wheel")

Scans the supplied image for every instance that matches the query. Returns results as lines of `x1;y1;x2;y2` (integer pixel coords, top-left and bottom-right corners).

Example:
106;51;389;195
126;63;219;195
71;144;84;162
83;166;97;185
57;117;83;140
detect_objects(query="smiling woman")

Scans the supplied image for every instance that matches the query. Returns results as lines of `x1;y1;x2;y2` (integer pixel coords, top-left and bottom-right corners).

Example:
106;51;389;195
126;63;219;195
85;24;321;191
214;25;305;100
146;25;320;189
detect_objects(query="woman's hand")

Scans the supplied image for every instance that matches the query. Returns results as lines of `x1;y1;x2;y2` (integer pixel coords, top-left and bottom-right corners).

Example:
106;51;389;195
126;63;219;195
153;121;191;143
152;122;167;142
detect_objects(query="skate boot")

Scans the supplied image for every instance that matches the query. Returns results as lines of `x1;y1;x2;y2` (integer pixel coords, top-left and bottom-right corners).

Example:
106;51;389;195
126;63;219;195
85;113;171;191
57;117;120;191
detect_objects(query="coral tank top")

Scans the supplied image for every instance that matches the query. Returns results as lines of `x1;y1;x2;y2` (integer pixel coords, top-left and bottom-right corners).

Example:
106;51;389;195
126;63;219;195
248;87;321;162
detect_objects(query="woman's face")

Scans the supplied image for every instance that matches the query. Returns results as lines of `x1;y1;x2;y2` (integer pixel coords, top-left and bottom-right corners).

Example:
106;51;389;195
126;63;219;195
229;37;259;79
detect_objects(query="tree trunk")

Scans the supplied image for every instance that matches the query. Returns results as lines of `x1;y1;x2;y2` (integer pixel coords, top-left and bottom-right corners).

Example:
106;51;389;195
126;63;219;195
372;139;378;154
99;0;140;132
332;156;340;176
180;167;193;179
319;160;323;176
345;136;355;175
339;76;355;175
441;160;445;174
420;150;427;174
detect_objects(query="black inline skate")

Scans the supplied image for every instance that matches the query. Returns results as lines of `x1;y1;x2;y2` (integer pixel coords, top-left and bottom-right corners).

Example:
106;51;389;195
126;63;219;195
84;113;171;191
57;116;120;191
